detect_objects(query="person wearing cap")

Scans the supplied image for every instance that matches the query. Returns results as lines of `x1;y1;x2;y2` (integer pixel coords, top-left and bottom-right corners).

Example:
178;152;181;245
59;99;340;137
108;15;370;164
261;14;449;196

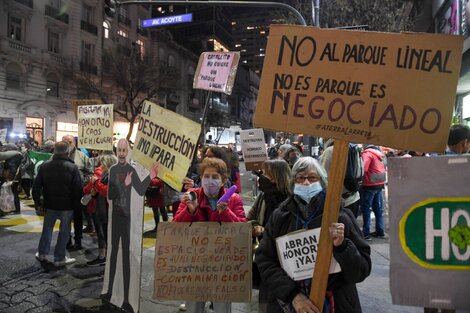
33;141;82;267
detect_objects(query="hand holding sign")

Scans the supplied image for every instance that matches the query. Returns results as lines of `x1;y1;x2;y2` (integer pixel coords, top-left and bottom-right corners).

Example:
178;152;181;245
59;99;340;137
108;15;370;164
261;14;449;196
329;223;345;247
292;293;320;313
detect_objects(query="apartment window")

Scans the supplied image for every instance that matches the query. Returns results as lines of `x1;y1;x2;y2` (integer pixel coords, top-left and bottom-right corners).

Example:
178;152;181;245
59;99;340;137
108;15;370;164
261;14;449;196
46;73;59;97
6;63;23;90
48;29;60;53
8;14;22;41
81;41;95;65
118;6;129;18
103;21;110;39
82;4;94;23
117;29;128;38
135;39;145;60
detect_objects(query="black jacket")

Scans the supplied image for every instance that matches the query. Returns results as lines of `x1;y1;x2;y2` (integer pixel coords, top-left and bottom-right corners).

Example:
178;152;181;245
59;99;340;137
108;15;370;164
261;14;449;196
32;155;82;211
255;192;371;313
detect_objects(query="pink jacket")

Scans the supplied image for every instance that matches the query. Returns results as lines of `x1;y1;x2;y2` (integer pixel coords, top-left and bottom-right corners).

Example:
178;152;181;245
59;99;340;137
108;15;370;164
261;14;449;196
362;147;386;187
173;187;246;222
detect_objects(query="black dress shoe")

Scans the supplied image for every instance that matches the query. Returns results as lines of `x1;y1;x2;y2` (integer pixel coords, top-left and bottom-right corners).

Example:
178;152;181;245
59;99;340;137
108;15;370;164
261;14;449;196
69;243;83;251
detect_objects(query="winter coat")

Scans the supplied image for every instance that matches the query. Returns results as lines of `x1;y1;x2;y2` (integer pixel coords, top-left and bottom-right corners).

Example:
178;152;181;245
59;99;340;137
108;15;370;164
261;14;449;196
173;187;246;223
146;177;164;208
362;147;386;187
255;192;371;313
32;155;82;211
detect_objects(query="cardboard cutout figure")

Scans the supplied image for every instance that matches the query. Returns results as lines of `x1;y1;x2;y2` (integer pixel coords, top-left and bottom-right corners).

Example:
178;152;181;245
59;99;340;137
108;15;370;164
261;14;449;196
102;138;156;313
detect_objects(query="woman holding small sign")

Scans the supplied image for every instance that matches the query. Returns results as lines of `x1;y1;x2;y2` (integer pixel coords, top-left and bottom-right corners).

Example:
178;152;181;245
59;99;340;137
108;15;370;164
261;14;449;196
255;157;371;313
173;157;246;313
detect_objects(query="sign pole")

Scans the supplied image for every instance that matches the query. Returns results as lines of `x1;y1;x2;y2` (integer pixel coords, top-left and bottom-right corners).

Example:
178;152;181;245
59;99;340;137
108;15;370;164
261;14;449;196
309;140;349;311
192;91;212;162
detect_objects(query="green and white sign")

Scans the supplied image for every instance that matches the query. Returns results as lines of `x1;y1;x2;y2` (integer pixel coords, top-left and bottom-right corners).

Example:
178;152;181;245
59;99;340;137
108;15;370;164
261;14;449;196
388;155;470;310
399;197;470;270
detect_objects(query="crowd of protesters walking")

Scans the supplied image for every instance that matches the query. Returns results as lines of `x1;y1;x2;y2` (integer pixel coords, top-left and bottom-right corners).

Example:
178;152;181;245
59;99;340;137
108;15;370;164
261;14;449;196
0;123;468;313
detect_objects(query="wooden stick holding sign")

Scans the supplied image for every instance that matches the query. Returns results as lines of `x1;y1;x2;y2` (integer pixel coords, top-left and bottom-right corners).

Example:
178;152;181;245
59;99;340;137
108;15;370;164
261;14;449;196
309;140;348;311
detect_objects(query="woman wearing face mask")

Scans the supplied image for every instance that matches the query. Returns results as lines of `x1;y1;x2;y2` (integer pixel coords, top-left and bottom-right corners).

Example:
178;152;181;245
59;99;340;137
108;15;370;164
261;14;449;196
255;157;371;313
173;157;246;313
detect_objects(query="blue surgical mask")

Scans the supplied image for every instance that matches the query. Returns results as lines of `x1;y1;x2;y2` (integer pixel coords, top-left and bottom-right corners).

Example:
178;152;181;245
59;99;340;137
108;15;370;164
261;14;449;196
201;178;222;198
294;181;322;203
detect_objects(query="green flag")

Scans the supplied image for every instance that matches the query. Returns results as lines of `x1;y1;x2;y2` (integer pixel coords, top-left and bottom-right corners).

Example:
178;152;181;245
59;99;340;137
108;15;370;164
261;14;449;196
28;150;52;177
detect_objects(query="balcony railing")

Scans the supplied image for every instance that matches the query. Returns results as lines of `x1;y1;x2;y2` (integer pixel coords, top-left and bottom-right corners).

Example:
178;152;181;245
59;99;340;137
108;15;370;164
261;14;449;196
45;51;67;65
80;62;97;75
45;5;69;24
80;20;98;36
117;14;131;27
13;0;33;8
7;38;31;53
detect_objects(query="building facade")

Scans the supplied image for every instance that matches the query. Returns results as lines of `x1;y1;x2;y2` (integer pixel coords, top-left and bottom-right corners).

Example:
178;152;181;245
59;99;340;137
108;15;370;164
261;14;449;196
0;0;201;144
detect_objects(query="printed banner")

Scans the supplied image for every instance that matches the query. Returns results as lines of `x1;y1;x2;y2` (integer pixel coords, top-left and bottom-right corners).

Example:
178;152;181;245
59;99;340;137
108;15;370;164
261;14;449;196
239;128;267;171
254;25;463;153
154;222;252;302
388;156;470;310
133;100;201;191
276;228;341;281
77;104;114;151
193;52;240;95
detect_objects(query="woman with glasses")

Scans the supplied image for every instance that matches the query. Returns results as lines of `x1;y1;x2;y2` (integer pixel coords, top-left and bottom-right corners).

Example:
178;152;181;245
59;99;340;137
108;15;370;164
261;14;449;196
255;157;371;313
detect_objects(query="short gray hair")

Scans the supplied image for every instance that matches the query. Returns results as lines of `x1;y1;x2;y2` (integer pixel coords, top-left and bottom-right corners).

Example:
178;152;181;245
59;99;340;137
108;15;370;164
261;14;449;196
100;153;118;170
291;156;328;188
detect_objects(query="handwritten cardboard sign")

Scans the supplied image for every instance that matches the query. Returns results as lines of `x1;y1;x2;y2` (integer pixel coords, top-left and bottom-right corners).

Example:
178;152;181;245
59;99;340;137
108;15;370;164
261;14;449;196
388;156;470;309
239;128;267;171
77;104;113;151
154;222;252;302
254;25;463;153
276;228;341;281
193;52;240;95
133;100;201;191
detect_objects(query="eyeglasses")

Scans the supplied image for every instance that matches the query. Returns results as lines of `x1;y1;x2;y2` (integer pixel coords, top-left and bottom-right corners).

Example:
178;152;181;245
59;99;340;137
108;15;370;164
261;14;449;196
295;175;319;183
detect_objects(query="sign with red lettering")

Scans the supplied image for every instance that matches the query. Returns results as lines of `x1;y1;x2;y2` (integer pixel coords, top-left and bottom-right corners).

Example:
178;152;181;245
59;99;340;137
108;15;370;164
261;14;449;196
239;128;267;171
254;25;463;153
193;52;240;95
153;222;252;302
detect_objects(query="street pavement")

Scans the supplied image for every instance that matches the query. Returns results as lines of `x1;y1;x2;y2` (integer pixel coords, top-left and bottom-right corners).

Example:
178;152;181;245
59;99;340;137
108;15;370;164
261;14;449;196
0;164;465;313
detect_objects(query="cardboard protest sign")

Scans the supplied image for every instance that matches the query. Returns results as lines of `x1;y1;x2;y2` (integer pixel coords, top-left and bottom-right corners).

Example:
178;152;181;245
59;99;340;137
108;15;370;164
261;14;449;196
77;104;114;151
276;228;341;281
254;25;463;153
71;99;102;118
388;156;470;310
133;100;201;191
154;222;252;302
193;51;240;95
0;128;7;143
239;128;267;171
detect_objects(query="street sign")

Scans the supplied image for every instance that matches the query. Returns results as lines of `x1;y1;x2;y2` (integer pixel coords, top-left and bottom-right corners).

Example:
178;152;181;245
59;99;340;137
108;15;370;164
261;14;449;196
141;13;193;28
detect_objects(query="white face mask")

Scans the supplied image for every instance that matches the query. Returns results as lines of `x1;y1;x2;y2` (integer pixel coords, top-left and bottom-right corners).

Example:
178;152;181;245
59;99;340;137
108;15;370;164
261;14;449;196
201;178;222;198
294;181;322;202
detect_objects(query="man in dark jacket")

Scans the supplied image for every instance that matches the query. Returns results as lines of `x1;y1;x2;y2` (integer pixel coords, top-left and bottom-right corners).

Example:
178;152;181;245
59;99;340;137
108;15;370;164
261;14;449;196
33;141;82;267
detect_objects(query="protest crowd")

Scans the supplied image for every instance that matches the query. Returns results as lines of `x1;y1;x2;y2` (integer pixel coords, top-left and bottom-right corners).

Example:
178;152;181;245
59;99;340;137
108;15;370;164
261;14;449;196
0;123;468;313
